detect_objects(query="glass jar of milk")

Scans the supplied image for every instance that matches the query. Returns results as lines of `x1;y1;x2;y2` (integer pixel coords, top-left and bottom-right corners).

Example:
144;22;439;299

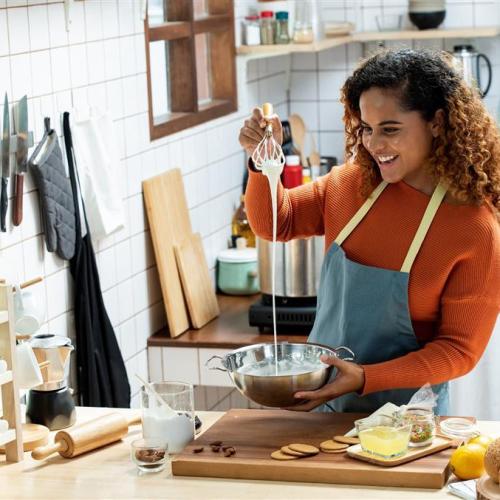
141;381;195;454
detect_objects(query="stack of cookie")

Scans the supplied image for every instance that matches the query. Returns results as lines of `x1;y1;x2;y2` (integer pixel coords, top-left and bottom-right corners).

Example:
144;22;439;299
271;436;360;460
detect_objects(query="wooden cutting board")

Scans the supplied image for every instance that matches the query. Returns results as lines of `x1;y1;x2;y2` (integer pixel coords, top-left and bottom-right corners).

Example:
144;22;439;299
172;409;453;489
143;169;192;337
174;233;219;329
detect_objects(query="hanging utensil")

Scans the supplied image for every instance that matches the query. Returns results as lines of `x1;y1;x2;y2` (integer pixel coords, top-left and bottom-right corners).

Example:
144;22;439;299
12;95;28;226
288;114;307;166
1;93;10;232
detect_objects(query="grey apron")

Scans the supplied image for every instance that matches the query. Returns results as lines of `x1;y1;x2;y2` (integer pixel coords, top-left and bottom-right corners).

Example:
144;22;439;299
308;181;449;415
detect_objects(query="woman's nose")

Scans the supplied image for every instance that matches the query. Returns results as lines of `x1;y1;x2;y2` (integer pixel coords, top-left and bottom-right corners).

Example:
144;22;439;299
365;133;387;153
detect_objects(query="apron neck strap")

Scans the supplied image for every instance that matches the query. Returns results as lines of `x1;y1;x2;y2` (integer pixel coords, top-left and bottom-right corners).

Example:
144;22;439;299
400;182;446;273
335;181;388;246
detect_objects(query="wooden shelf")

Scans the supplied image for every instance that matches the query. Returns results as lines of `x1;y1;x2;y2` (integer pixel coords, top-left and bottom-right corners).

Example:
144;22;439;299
0;429;16;447
237;26;500;59
0;311;7;325
0;370;12;386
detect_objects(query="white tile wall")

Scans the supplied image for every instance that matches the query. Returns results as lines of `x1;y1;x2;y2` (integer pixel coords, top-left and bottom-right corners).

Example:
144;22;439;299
1;0;499;410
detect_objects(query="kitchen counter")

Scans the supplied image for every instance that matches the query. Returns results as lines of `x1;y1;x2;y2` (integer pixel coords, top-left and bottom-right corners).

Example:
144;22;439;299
1;406;499;499
148;294;308;349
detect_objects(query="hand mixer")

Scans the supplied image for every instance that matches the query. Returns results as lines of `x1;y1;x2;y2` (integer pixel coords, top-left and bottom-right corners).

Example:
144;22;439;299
250;102;285;375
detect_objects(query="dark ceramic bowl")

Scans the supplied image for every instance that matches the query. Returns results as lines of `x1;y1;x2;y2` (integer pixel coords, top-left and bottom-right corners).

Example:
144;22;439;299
409;10;446;30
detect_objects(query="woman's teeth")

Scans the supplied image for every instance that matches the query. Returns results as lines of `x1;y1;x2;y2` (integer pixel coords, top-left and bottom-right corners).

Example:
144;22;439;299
378;155;398;164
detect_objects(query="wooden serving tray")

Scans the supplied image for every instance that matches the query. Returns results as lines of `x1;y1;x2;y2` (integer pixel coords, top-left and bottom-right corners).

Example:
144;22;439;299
346;436;453;467
172;409;455;489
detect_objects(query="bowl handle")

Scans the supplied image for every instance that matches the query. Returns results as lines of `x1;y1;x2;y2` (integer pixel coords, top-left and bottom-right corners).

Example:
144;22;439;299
332;346;355;361
205;355;227;372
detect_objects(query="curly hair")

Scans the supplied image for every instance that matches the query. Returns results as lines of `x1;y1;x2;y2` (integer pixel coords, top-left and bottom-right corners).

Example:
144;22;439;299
340;48;500;212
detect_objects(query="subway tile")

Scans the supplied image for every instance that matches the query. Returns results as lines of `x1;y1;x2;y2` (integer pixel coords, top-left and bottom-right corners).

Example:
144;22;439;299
444;4;474;28
88;84;107;117
115;238;133;281
292;52;318;71
117;277;135;322
0;56;12;97
103;38;121;80
10;53;32;100
290;71;318;101
119;317;137;361
0;11;9;57
101;0;119;38
87;41;105;84
67;0;85;45
30;50;52;96
319;100;345;131
45;268;69;319
319;69;348;100
318;45;347;70
148;347;163;382
130;232;147;275
50;47;71;92
28;4;49;51
119;35;137;77
47;2;67;47
7;0;27;6
474;2;500;27
97;245;117;291
84;0;103;42
22;236;44;282
102;286;120;326
118;0;135;36
0;242;24;283
290;100;319;132
319;131;345;159
69;44;88;87
8;7;29;54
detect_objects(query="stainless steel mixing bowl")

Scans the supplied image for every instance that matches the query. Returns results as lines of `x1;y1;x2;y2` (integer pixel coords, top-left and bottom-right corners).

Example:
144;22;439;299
206;342;354;408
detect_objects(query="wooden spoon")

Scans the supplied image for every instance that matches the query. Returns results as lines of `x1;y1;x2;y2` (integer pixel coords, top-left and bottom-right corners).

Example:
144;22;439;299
288;114;307;165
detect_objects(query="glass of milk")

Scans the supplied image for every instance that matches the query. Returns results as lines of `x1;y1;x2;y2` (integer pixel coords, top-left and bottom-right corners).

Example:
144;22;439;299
141;381;195;454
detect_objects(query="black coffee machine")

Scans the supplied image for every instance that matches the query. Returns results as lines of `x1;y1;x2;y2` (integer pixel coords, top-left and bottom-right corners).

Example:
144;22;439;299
26;334;76;430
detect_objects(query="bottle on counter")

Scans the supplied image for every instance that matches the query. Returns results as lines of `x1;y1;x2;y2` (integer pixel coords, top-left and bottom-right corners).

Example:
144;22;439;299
302;167;312;184
282;155;303;188
260;11;275;45
231;194;255;247
242;15;261;46
274;11;290;44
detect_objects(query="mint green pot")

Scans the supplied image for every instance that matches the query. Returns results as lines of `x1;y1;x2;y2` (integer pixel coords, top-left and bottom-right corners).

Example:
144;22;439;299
217;248;259;295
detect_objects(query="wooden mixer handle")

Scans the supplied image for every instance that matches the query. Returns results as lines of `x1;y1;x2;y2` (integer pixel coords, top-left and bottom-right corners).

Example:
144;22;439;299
32;440;67;461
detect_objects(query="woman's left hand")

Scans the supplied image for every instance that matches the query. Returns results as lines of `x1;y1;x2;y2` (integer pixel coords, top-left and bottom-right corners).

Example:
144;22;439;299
284;355;366;411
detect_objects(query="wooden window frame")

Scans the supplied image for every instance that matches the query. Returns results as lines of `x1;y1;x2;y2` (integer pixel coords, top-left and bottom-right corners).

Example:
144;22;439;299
144;0;238;140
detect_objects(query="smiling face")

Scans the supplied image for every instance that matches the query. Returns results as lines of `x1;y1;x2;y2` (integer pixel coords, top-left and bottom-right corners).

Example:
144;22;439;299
359;87;442;193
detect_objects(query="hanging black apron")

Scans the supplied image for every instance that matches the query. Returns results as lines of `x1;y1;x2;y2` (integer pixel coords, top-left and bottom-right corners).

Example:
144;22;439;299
63;112;130;407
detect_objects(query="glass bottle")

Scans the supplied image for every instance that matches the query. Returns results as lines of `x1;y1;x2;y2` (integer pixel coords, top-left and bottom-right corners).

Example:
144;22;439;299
260;11;275;45
242;15;261;46
231;194;255;247
274;11;290;44
293;1;313;43
403;408;436;447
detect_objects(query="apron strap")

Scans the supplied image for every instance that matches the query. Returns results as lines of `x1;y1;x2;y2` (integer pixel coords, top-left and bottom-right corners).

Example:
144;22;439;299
335;181;388;246
400;182;447;273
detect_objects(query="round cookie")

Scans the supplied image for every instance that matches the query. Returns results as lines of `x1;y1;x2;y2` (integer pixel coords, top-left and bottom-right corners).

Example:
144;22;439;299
333;435;360;445
288;443;319;455
281;446;309;457
319;439;349;451
271;450;299;460
321;448;348;454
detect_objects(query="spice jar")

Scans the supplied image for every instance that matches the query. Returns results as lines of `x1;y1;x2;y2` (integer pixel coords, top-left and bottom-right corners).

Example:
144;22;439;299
260;11;275;45
274;11;290;44
242;15;261;46
403;408;436;447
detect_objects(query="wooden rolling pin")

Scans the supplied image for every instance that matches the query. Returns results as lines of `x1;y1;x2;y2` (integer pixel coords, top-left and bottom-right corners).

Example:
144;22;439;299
32;412;141;460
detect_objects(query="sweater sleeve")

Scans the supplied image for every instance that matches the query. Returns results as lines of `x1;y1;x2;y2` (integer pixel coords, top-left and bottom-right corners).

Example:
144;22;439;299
361;217;500;395
245;163;328;241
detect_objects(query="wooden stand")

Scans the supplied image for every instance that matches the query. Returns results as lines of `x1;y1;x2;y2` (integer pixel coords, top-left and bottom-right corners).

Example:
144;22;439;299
477;475;500;500
0;282;23;462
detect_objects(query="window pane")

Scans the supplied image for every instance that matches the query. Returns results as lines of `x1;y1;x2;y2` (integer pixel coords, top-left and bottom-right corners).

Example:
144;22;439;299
148;0;166;26
149;41;171;121
193;0;208;20
195;33;211;105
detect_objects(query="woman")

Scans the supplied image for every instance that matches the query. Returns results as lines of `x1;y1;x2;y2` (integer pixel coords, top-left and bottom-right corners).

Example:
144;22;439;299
239;49;500;415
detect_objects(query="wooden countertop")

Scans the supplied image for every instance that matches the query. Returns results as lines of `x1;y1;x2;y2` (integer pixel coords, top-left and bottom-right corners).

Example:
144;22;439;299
2;406;499;499
148;294;309;349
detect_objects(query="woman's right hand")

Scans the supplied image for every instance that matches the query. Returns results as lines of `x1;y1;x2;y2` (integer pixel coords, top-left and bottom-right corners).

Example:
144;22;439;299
238;107;283;158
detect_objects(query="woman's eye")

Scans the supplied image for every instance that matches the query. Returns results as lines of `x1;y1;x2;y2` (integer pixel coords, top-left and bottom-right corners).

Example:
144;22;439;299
361;126;372;134
383;128;399;134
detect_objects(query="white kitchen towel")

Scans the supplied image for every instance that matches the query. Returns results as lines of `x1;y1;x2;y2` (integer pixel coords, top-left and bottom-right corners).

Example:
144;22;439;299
70;109;125;241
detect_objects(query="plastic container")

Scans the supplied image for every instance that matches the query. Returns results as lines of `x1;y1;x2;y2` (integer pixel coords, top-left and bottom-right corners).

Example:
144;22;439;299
282;155;303;188
439;418;479;442
217;246;259;295
260;11;274;45
242;15;261;46
274;11;290;44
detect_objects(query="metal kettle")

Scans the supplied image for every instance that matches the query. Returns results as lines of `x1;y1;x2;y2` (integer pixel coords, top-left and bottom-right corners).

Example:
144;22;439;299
29;334;74;391
452;44;492;97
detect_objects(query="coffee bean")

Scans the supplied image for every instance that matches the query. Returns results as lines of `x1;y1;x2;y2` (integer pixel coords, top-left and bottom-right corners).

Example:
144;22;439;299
223;447;236;457
211;445;221;452
192;446;204;453
209;440;222;446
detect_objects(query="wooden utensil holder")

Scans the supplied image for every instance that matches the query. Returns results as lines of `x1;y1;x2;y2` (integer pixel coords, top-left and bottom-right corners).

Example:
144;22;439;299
0;282;23;462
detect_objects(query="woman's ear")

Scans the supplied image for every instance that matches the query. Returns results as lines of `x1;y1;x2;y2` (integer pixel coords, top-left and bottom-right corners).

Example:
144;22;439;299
430;109;445;137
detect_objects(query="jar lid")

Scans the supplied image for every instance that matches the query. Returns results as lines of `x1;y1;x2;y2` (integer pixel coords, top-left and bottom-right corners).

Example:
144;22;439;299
218;247;257;263
276;11;289;20
260;11;274;18
286;155;301;166
440;418;479;439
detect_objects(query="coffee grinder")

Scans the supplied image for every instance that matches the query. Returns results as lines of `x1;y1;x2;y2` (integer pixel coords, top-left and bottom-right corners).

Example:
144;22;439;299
26;334;76;430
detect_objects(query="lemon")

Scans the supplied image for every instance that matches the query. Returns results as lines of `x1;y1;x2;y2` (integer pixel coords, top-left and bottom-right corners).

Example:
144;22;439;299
468;434;494;450
450;443;486;480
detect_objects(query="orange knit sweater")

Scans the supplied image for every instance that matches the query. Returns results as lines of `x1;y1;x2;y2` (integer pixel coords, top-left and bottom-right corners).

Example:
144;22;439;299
245;162;500;396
